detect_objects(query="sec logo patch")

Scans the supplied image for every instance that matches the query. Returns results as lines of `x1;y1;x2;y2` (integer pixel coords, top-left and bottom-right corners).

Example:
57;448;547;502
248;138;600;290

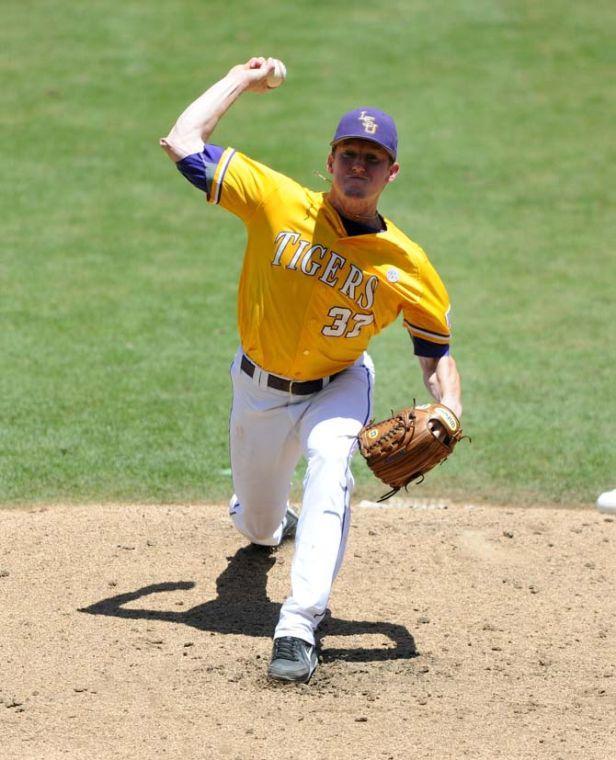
386;268;399;283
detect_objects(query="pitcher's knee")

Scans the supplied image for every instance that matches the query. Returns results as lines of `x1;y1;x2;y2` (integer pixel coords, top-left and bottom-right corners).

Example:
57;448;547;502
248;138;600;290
229;496;283;544
246;523;280;545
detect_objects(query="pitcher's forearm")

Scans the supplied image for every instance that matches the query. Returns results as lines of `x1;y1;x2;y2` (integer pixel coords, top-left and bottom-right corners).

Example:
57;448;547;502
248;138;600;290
419;354;462;418
160;57;281;161
436;356;462;418
160;71;250;161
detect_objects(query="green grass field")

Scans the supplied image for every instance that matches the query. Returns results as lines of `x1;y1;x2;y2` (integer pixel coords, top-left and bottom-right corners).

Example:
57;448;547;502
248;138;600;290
2;0;614;506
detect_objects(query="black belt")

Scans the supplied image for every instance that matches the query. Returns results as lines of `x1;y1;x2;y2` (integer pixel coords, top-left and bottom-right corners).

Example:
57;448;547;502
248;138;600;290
240;354;339;395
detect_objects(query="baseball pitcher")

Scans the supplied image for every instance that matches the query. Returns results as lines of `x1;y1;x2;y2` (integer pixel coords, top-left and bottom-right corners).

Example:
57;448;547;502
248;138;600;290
160;57;462;683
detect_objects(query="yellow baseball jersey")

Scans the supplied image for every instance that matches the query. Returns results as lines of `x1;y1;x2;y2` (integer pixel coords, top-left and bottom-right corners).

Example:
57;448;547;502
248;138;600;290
199;148;451;380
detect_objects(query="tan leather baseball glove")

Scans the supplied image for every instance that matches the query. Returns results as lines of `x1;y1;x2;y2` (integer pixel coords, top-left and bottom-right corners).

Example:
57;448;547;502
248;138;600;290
358;402;465;501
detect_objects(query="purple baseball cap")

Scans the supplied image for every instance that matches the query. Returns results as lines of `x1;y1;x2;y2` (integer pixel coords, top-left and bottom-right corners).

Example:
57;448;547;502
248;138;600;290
330;107;398;160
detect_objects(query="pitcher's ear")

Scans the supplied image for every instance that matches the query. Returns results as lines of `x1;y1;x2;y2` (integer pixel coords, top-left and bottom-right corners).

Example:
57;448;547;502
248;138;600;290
388;162;400;183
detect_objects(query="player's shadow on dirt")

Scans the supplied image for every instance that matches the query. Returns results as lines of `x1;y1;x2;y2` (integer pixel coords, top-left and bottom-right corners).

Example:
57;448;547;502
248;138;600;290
80;545;417;663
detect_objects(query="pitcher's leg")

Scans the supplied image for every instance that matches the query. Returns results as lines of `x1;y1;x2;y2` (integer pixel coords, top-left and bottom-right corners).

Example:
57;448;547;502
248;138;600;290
275;356;374;643
275;434;356;642
229;366;302;546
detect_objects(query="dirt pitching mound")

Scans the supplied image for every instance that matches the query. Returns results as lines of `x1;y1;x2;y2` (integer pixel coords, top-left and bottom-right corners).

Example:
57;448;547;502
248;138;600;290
1;501;614;759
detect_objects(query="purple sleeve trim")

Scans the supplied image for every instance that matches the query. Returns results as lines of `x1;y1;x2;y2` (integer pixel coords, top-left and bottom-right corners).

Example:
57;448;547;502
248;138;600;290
411;335;450;358
176;144;225;196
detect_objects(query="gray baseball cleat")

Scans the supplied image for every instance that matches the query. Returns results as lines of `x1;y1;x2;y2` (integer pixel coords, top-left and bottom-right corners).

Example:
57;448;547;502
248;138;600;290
267;636;318;683
281;507;298;541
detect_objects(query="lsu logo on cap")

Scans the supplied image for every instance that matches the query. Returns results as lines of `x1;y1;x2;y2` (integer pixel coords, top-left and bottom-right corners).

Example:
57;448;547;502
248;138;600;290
359;110;378;135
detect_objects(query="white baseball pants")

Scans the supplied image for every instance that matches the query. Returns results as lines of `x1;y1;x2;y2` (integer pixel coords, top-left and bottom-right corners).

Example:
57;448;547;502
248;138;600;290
228;348;374;645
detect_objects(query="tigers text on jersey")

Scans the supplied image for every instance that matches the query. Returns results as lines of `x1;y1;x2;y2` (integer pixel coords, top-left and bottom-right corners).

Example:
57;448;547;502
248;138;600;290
183;147;452;381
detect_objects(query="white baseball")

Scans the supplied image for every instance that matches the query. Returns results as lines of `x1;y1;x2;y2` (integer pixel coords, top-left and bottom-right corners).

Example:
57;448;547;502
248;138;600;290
266;60;287;89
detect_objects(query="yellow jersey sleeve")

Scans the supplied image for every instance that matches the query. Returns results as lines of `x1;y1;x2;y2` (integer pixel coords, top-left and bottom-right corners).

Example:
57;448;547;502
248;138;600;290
207;148;289;222
399;245;452;357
